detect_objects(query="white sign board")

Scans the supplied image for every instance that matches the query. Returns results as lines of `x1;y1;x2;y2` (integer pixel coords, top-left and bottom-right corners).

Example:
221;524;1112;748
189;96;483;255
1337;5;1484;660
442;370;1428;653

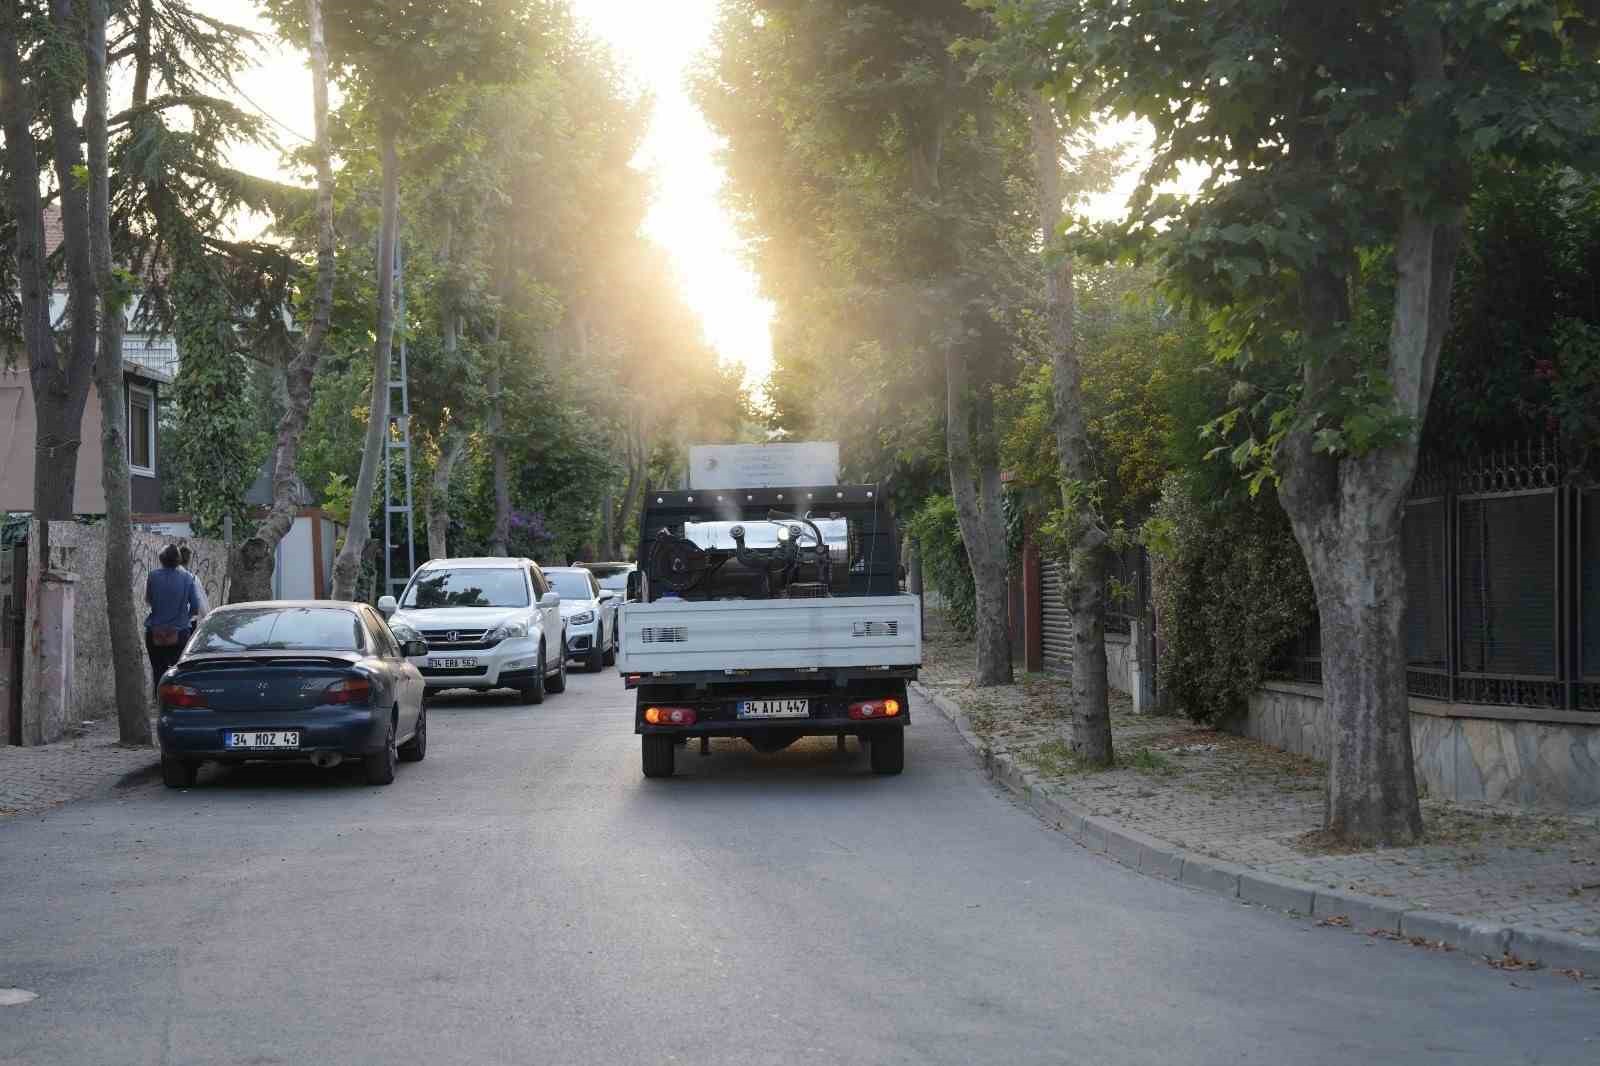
688;442;840;490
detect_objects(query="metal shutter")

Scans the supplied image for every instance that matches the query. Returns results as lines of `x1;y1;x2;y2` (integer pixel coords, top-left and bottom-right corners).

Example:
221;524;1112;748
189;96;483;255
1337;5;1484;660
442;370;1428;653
1041;560;1073;678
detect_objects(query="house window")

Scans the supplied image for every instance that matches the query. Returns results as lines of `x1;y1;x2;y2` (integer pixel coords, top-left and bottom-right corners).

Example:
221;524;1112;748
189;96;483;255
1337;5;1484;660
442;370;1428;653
128;385;155;476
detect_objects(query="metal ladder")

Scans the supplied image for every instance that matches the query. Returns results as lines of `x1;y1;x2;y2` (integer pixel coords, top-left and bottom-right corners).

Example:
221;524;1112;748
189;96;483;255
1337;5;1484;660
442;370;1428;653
384;238;417;600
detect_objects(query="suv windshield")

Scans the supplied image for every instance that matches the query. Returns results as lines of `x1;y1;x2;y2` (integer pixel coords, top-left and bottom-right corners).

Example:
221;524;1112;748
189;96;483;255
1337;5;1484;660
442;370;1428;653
585;565;632;591
402;568;529;609
192;607;364;652
547;571;593;600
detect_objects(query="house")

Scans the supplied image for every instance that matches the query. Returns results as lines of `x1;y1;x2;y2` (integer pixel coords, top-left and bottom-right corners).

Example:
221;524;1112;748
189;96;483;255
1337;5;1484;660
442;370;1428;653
1;206;180;514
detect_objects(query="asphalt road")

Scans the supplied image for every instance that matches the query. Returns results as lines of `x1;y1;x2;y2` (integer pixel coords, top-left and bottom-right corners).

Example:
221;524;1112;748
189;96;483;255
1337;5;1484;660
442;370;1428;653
1;669;1596;1066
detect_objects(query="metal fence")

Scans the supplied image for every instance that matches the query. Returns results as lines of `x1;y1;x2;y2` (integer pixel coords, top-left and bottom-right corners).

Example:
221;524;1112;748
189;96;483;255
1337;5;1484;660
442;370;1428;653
1276;439;1597;713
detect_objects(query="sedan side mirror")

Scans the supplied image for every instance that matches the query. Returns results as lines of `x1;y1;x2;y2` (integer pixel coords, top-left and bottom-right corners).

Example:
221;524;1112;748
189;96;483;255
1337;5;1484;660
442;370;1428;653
402;639;428;658
377;595;398;617
540;591;560;608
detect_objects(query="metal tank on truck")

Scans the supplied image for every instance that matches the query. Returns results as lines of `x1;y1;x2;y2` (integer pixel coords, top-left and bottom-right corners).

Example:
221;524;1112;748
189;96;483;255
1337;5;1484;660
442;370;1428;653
617;442;921;778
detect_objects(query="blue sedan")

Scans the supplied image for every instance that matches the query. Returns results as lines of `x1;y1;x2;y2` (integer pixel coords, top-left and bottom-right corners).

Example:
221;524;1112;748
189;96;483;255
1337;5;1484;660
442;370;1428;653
157;601;427;788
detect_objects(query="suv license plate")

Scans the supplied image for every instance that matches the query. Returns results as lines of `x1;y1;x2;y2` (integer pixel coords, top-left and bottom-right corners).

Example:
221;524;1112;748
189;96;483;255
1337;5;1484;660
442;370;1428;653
738;699;809;719
225;731;300;749
429;657;477;669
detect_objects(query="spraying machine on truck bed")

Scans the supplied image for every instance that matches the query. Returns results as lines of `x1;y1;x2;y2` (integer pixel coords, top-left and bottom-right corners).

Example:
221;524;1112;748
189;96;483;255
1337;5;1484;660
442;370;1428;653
618;446;920;778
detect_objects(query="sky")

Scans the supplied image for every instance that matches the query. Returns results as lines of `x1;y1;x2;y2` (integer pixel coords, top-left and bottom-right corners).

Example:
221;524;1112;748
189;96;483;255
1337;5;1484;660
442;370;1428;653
202;0;775;382
199;1;1167;389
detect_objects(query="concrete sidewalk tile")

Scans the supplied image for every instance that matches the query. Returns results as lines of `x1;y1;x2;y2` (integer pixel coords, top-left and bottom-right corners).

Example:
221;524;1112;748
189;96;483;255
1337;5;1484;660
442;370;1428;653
1238;871;1316;915
1400;911;1510;957
1312;888;1403;934
1180;856;1243;898
1506;926;1600;973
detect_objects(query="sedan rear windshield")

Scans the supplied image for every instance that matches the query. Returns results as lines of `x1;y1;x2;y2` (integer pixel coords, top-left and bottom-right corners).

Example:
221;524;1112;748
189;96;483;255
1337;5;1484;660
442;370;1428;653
192;608;365;653
402;568;529;608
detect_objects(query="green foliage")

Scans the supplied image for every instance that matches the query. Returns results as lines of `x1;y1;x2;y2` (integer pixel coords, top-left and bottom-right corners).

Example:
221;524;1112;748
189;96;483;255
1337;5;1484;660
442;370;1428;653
166;261;265;538
1430;166;1600;470
908;494;976;635
1146;476;1316;724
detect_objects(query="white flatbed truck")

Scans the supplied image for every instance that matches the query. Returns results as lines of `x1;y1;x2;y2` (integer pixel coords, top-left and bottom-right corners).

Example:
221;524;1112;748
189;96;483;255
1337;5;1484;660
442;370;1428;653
618;478;919;778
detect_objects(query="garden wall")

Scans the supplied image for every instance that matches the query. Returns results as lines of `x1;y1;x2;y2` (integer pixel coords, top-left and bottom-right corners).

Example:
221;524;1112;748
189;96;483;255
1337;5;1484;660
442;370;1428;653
1236;681;1600;812
35;520;229;723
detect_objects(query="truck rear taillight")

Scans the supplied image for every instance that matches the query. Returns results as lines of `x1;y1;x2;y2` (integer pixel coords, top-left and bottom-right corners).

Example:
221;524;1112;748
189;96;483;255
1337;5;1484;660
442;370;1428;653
624;674;642;689
848;698;901;720
644;706;697;726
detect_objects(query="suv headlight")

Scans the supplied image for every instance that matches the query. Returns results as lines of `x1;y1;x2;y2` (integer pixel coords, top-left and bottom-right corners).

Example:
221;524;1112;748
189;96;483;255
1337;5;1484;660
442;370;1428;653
570;609;596;625
485;620;529;643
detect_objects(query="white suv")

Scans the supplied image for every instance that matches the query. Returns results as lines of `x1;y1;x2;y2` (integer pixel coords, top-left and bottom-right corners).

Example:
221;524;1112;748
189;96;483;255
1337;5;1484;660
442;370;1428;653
379;557;566;703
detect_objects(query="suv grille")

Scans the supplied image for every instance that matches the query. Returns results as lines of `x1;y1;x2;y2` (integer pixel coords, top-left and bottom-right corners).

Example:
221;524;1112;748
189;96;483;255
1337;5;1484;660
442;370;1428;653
420;629;497;651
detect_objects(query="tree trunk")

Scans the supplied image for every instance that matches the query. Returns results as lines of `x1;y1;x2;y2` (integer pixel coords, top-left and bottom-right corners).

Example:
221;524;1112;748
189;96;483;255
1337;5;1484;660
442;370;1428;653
85;0;149;743
1029;91;1112;765
330;122;400;600
1277;204;1464;845
599;482;615;561
945;345;1012;687
231;0;336;603
486;358;510;557
426;426;468;560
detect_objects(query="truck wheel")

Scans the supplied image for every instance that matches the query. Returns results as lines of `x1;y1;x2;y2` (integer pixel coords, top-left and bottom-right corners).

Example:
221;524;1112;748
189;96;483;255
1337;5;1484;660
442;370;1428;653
642;734;675;778
869;728;904;775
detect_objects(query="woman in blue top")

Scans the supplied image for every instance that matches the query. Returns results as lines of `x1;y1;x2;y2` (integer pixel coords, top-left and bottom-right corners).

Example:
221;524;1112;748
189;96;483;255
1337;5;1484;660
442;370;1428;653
145;544;207;693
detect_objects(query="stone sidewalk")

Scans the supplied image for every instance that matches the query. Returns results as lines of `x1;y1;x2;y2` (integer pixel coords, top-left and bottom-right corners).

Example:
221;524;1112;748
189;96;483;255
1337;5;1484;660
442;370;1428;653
917;617;1600;973
0;719;160;818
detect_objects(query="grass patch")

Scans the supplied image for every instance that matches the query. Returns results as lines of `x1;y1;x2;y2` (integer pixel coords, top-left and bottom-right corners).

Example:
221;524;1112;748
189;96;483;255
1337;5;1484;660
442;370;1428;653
1123;747;1180;776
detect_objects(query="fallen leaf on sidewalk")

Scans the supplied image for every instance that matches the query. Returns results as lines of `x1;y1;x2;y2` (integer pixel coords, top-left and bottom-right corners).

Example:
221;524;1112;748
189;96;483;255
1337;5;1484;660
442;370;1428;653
1485;953;1543;972
1367;930;1456;951
1317;915;1351;928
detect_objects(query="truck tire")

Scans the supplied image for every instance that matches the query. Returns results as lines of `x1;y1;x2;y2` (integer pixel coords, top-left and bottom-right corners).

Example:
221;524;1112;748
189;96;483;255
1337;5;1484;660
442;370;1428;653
642;734;675;778
869;728;904;775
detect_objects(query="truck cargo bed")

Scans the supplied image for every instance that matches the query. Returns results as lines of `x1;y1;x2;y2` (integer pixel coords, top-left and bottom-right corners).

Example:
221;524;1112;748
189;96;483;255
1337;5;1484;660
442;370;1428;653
617;595;922;675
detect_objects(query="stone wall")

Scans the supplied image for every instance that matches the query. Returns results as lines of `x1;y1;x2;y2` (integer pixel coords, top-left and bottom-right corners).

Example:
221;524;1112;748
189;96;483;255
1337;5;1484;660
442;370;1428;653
1234;682;1600;812
38;521;229;723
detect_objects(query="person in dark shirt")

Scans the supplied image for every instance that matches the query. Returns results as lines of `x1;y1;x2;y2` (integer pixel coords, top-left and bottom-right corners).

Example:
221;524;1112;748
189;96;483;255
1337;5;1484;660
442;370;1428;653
145;544;207;694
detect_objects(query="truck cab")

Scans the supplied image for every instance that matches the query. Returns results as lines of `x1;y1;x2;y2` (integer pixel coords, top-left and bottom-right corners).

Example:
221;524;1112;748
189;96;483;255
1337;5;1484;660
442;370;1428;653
618;482;919;778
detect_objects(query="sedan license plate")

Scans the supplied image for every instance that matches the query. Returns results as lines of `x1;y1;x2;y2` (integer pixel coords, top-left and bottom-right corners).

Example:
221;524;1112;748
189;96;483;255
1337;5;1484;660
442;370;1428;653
428;657;478;669
224;731;300;750
738;698;809;720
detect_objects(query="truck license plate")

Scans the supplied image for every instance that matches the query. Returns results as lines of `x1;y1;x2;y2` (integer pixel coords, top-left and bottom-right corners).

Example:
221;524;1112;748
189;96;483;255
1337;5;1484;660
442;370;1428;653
224;731;300;749
738;699;809;719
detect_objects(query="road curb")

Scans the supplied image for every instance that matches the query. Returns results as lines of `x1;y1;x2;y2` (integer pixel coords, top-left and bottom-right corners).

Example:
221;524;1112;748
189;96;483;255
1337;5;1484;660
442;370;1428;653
114;757;163;790
912;680;1600;976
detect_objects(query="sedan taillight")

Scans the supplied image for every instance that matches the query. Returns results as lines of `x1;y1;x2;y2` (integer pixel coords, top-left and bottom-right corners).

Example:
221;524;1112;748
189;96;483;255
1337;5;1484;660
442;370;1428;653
158;682;207;709
323;677;373;705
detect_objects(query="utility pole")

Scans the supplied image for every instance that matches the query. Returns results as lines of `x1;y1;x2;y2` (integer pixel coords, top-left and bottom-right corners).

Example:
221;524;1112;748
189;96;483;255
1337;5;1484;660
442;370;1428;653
384;238;417;599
